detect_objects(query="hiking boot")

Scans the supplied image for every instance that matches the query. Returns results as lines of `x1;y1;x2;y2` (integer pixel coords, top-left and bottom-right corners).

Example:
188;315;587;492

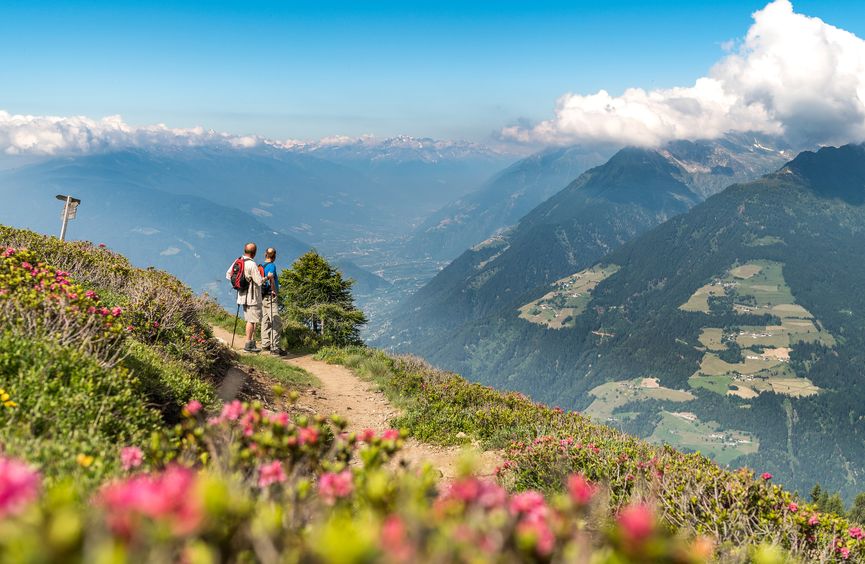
270;347;285;356
243;340;261;353
261;345;271;351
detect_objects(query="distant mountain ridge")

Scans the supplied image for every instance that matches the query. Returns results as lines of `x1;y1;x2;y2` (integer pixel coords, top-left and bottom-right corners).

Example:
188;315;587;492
381;135;793;352
0;148;389;305
407;132;794;262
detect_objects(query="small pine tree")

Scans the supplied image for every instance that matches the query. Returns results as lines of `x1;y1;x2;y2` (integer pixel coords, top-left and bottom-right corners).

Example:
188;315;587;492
278;251;367;347
849;492;865;525
810;483;824;505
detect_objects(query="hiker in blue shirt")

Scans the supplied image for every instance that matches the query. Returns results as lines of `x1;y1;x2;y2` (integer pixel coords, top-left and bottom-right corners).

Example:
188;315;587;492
261;247;283;355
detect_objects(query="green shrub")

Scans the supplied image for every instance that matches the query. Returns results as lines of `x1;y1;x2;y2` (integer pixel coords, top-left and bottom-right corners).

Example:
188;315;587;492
0;332;162;489
122;340;218;423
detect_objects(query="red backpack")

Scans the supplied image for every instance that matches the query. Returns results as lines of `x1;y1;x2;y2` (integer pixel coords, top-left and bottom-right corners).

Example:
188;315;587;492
229;257;250;293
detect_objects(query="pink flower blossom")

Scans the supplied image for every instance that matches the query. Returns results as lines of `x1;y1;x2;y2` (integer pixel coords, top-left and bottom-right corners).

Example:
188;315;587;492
120;447;143;471
298;426;319;445
219;400;244;422
85;290;97;299
381;515;414;561
516;516;556;556
2;248;15;257
184;400;202;416
98;466;201;539
509;491;547;517
318;470;353;504
788;502;798;513
0;457;40;518
111;307;123;317
850;527;864;540
20;262;32;271
381;429;400;441
567;474;597;506
761;472;773;481
447;477;481;503
839;547;851;560
443;477;506;509
808;514;820;526
152;321;159;328
617;504;654;545
358;429;376;443
257;461;286;488
268;412;289;426
98;243;106;248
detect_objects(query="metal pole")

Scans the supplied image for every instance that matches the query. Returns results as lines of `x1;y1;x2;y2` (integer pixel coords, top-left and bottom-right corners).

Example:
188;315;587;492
231;303;240;349
270;296;275;352
59;196;71;241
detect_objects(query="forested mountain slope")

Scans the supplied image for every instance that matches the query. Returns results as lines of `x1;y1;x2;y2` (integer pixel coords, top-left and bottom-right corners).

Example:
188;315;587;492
395;144;865;498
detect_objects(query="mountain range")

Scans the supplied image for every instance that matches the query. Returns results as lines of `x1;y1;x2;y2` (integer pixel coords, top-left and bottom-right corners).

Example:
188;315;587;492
380;134;793;351
404;132;795;262
382;143;865;498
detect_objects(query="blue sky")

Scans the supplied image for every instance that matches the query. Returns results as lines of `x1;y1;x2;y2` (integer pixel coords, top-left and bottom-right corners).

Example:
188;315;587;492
2;0;865;143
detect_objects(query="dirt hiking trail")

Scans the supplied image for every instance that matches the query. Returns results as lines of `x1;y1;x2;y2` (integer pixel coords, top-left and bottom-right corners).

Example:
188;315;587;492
210;325;500;480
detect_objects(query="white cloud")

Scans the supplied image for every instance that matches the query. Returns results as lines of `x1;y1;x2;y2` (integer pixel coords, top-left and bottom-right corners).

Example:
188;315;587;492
502;0;865;147
0;111;266;156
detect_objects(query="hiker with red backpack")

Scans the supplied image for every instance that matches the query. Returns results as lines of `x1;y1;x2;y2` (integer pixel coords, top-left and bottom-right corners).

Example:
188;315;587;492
225;242;264;352
261;247;283;355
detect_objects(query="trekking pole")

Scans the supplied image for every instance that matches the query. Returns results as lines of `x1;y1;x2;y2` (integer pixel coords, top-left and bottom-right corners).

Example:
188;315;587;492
270;296;275;352
231;303;240;349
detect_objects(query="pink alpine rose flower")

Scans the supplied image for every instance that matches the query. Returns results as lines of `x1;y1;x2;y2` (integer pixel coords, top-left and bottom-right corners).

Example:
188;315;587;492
850;527;864;540
761;472;773;481
258;461;287;488
509;491;547;518
98;466;201;539
516;516;556;556
0;457;40;518
298;426;319;445
120;446;143;471
567;474;596;506
318;470;353;504
183;400;202;416
617;503;654;545
788;502;798;513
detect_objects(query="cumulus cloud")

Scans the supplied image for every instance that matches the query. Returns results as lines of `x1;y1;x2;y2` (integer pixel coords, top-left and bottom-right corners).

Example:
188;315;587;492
502;0;865;147
0;111;262;156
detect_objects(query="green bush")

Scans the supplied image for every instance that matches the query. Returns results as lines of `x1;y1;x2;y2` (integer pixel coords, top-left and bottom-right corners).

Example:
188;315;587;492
0;332;162;489
122;340;218;423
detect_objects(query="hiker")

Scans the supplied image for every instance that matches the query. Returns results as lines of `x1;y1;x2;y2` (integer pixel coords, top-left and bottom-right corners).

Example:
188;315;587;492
261;247;283;355
226;242;264;352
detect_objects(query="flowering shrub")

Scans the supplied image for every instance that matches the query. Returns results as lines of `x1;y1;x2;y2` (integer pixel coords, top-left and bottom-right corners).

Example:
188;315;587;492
0;413;724;563
0;226;230;377
316;346;865;562
0;247;127;365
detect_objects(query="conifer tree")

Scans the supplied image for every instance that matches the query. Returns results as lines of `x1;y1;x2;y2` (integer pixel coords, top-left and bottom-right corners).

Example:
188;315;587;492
278;251;367;346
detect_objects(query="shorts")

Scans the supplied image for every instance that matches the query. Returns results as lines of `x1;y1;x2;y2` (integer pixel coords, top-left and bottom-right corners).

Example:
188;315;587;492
243;304;262;323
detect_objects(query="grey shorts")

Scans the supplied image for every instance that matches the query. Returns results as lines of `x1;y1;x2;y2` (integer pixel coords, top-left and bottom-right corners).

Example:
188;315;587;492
243;304;262;323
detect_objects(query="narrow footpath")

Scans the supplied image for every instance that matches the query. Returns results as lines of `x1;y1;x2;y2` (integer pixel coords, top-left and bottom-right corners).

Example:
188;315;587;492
210;325;500;480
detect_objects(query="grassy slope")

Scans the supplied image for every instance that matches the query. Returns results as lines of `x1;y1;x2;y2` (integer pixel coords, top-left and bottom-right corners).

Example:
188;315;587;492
0;226;227;488
315;345;865;557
